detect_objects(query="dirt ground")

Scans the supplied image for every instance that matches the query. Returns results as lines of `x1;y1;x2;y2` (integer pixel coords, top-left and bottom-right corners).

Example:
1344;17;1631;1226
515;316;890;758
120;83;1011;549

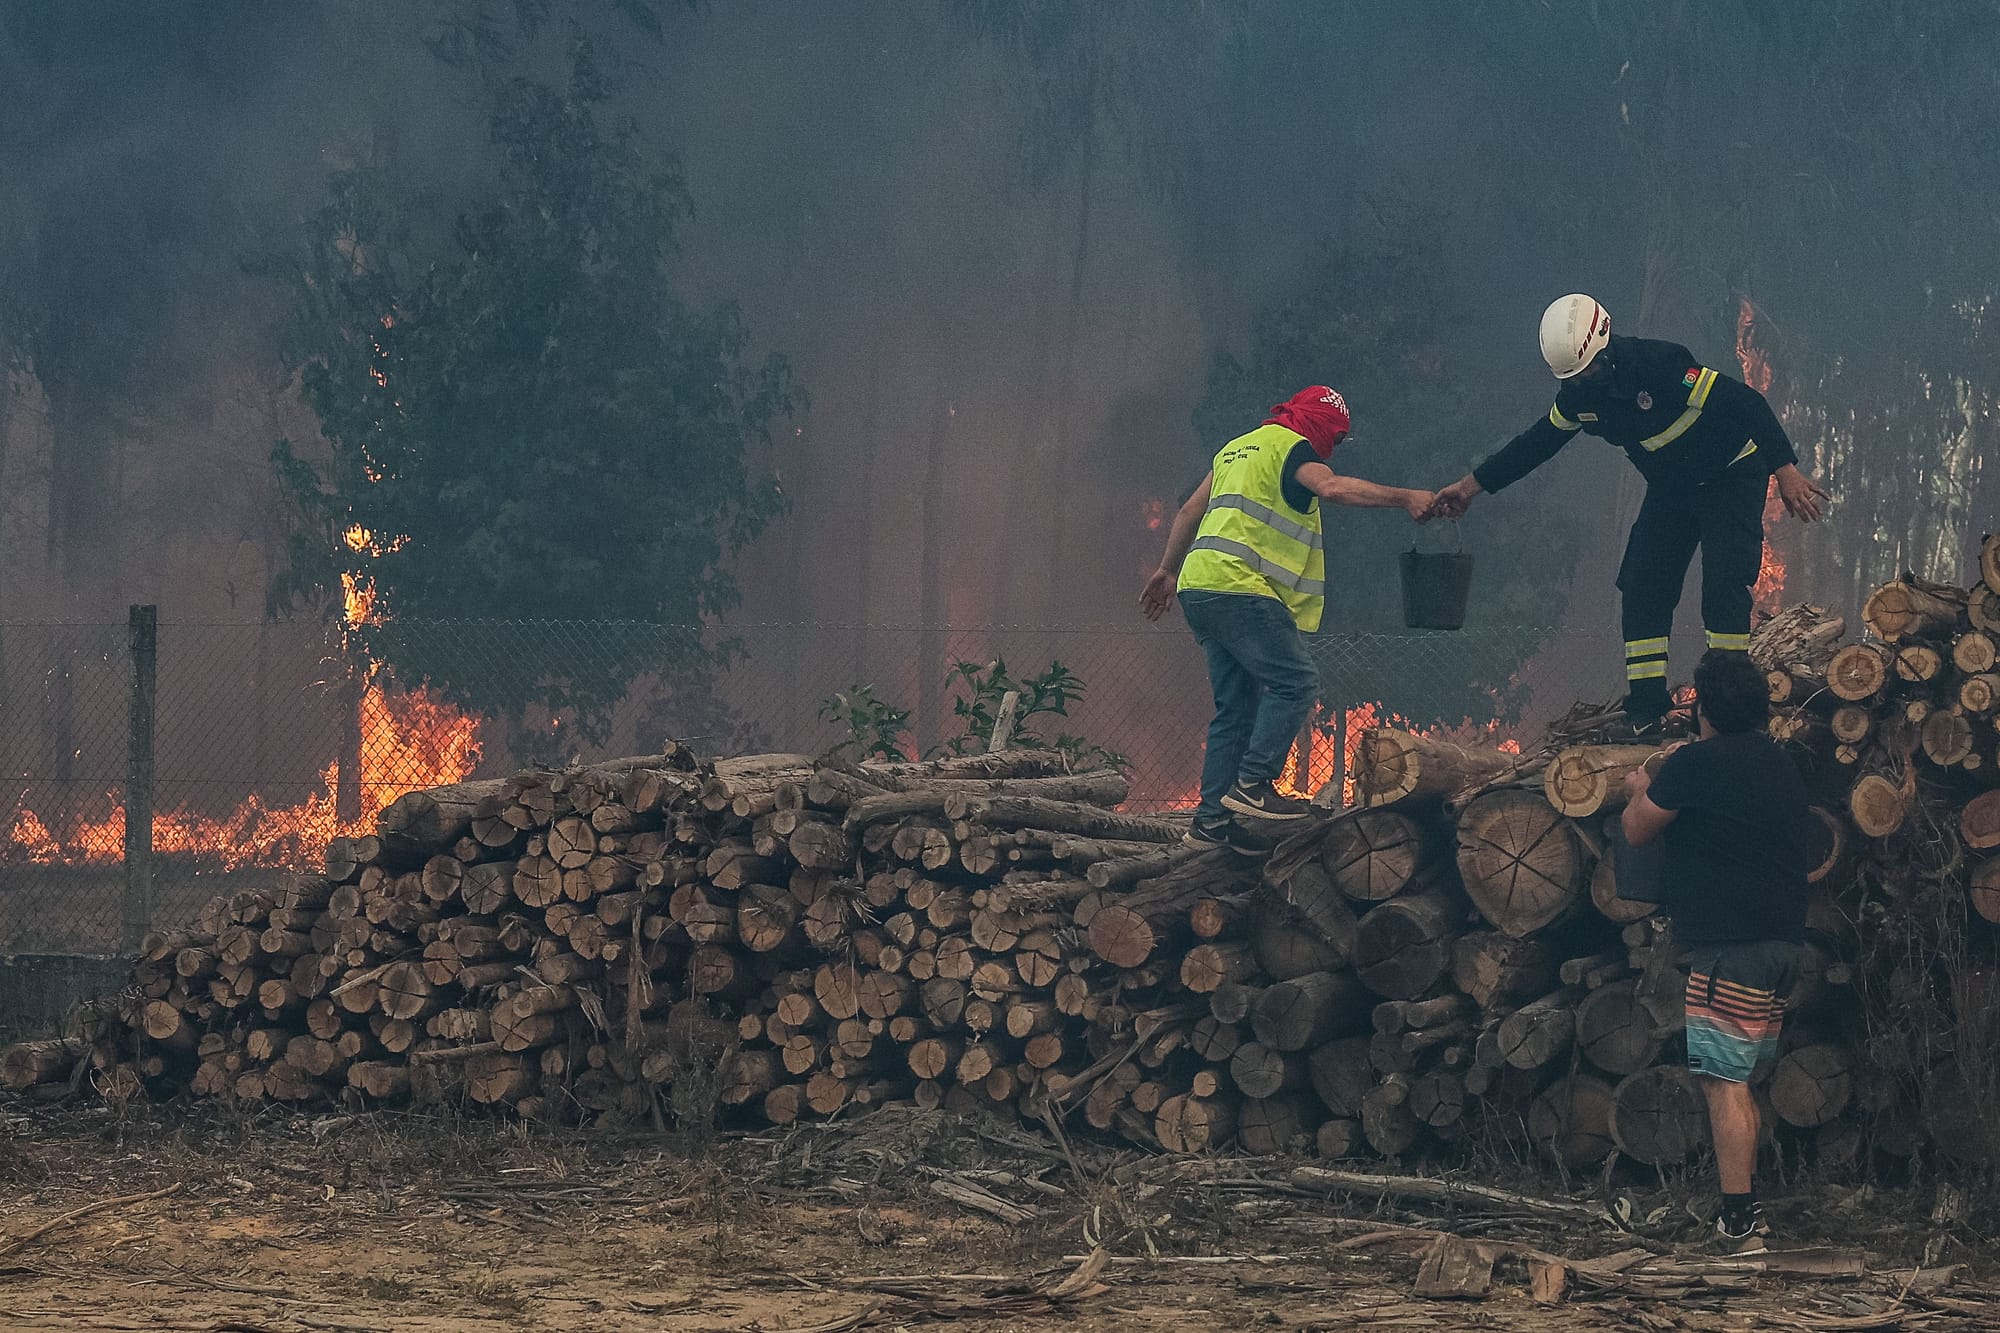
1;1098;1993;1333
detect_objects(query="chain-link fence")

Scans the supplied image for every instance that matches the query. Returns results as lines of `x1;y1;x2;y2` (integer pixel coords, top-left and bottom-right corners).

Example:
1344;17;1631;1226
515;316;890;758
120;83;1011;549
0;613;1628;956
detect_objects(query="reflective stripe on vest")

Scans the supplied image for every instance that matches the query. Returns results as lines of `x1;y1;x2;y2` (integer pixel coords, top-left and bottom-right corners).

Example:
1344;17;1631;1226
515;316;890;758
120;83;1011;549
1640;366;1719;452
1177;423;1326;632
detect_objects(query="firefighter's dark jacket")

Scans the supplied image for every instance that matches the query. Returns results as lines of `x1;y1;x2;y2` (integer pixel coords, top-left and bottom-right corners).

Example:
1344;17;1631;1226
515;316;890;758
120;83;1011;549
1473;335;1799;495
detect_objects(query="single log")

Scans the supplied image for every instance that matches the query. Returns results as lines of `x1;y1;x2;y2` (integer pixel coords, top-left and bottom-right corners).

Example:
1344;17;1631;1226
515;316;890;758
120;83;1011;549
1525;1073;1617;1169
1963;789;2000;851
1086;855;1253;967
1229;1041;1306;1098
1953;630;1999;675
1922;709;1976;766
1849;772;1908;839
465;1051;535;1105
1307;1037;1373;1119
1250;903;1343;981
1189;1016;1243;1062
1770;1042;1853;1128
1451;932;1554;1011
377;779;507;847
1154;1093;1238;1152
1408;1070;1467;1128
1263;860;1360;964
1360;1080;1421;1156
1827;644;1890;701
1251;971;1371;1052
1180;940;1257;994
1961;672;2000;716
1456;789;1585;938
1575;979;1670;1076
1864;578;1965;643
1352;892;1461;999
1372;995;1468;1035
1543;745;1658;818
1086;843;1202;890
1766;669;1827;706
1608;1065;1707;1165
1315;1118;1363;1158
1;1038;87;1090
1891;644;1943;686
1320;810;1431;902
1354;729;1515;807
1498;988;1581;1071
1237;1095;1313;1155
946;794;1183;843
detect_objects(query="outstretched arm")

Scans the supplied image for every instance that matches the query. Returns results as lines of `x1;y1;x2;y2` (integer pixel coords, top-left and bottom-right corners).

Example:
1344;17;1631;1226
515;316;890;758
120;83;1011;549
1294;461;1434;520
1140;473;1213;620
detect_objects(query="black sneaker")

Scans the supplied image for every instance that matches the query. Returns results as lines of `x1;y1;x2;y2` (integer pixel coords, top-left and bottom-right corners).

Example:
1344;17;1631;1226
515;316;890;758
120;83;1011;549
1604;714;1664;743
1710;1212;1770;1255
1183;817;1233;849
1221;780;1312;821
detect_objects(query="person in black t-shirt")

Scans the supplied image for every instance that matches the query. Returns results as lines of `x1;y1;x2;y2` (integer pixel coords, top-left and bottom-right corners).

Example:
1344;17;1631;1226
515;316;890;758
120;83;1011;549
1621;649;1809;1253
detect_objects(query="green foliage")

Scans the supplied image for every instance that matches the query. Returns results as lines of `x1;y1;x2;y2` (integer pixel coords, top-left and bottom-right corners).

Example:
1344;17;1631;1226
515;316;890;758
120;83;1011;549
1194;202;1584;724
817;685;913;763
937;658;1127;771
269;43;799;739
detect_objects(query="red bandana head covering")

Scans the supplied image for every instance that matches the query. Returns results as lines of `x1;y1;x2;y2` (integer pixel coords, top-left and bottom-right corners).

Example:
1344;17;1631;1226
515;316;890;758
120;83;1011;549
1265;386;1351;459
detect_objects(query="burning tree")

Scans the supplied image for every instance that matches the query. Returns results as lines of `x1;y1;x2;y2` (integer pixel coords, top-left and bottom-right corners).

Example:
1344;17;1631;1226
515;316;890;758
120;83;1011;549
270;41;798;745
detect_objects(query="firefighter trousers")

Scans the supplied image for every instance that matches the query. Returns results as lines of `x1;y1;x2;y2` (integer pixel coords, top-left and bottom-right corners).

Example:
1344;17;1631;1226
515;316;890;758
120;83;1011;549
1615;461;1767;717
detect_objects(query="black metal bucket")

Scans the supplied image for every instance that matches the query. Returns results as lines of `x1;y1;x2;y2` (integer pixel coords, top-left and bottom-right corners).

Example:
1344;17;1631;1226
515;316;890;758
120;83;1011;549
1398;524;1473;630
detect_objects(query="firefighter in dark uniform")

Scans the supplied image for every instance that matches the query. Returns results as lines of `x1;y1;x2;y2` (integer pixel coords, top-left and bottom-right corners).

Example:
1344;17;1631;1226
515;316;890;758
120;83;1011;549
1429;294;1828;734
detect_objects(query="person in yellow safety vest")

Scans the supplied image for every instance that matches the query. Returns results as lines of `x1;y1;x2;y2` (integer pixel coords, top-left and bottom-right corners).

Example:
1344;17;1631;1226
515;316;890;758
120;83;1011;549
1142;386;1438;850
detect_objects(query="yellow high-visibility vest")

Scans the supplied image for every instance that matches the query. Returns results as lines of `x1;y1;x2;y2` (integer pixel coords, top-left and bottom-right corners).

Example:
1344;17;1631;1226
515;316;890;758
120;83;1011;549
1177;423;1325;632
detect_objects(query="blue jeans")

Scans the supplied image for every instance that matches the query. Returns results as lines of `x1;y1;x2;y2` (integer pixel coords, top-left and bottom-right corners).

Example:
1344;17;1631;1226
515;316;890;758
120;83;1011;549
1179;590;1319;822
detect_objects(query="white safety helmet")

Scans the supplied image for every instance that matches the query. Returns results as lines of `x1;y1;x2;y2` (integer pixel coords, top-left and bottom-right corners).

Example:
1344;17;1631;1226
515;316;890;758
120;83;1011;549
1539;294;1611;378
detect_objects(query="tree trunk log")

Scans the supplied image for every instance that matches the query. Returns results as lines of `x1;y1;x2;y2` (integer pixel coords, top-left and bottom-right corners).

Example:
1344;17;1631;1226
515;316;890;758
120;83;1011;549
1575;979;1671;1076
1543;745;1659;818
1863;578;1965;643
1525;1073;1617;1168
1608;1065;1707;1165
1451;932;1554;1011
1827;644;1890;701
1770;1041;1853;1127
1352;893;1462;999
1321;810;1432;902
1354;729;1516;807
1251;971;1371;1052
1456;789;1585;938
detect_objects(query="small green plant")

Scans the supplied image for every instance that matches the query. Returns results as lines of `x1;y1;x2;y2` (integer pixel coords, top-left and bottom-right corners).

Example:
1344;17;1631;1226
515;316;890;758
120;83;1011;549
818;684;912;761
938;659;1128;771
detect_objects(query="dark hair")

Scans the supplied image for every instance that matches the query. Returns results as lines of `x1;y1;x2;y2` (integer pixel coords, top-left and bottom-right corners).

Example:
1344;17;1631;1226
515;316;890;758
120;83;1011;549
1693;649;1769;734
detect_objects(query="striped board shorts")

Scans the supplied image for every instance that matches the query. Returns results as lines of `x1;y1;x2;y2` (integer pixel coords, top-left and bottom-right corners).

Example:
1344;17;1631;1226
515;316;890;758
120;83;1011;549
1684;941;1800;1083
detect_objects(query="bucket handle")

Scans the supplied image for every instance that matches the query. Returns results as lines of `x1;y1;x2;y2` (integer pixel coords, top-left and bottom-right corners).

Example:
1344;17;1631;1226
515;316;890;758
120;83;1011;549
1407;518;1463;554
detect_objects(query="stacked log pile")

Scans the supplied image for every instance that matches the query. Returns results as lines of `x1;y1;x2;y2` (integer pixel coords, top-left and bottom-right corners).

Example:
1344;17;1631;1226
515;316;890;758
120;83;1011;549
8;544;2000;1174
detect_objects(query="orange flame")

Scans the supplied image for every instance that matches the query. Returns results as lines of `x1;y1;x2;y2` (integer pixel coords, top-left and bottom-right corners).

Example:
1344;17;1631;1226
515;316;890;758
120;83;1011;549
1140;498;1167;532
1736;297;1787;615
5;521;481;872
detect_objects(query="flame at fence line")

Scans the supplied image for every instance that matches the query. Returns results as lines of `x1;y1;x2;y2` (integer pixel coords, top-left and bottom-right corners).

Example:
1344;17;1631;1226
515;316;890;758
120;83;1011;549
1159;700;1525;812
4;522;484;873
4;679;481;871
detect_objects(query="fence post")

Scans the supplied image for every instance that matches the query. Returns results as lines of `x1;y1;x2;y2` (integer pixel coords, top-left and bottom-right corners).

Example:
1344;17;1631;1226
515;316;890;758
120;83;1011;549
1331;699;1348;809
337;668;363;824
123;605;157;954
